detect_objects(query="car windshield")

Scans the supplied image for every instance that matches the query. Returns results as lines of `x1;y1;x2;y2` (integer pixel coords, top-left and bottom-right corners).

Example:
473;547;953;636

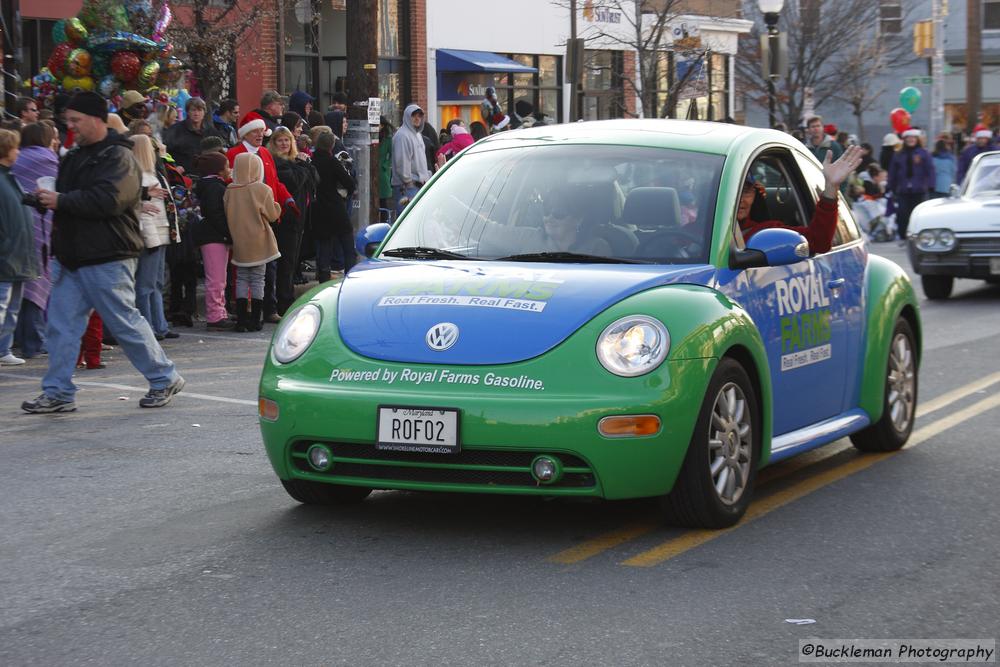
966;156;1000;197
380;144;725;264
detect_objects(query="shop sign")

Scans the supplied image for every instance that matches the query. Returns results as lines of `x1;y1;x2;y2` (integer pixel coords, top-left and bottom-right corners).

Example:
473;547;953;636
437;73;501;102
583;0;622;24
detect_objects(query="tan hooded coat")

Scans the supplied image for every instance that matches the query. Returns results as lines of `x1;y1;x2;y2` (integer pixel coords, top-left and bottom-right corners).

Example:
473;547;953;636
224;153;282;267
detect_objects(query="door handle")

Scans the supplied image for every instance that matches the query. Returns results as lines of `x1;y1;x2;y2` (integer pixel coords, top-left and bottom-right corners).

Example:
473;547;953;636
827;278;846;290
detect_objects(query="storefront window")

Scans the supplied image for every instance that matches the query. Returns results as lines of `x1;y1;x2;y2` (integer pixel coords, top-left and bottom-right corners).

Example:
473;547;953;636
378;0;408;125
284;0;319;97
538;56;559;88
583;50;624;120
379;0;403;58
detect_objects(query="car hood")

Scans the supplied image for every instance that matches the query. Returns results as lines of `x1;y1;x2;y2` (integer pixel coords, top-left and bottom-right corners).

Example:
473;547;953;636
911;195;1000;232
336;260;716;364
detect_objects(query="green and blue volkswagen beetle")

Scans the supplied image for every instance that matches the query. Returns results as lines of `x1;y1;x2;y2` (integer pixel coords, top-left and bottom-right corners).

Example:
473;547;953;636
258;120;920;528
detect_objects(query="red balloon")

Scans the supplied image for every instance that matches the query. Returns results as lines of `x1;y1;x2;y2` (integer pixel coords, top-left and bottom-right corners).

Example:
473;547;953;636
111;51;141;84
47;43;73;79
890;108;911;135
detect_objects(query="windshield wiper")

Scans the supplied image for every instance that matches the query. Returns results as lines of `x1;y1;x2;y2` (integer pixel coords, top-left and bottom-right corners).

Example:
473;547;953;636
381;246;471;260
495;251;647;264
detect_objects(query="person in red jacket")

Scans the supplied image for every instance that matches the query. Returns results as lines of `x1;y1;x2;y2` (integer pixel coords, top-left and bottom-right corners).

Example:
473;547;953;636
738;144;862;255
225;112;295;214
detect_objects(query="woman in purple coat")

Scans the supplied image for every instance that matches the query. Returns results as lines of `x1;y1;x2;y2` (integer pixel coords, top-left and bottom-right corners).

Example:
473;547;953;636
12;122;58;358
888;128;935;241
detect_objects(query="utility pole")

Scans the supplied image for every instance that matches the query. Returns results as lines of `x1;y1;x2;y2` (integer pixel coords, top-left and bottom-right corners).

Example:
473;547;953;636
345;0;379;228
966;0;981;133
569;0;580;121
930;0;945;140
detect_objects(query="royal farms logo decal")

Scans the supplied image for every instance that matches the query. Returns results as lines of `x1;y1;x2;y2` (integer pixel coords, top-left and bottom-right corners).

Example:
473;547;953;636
775;275;832;371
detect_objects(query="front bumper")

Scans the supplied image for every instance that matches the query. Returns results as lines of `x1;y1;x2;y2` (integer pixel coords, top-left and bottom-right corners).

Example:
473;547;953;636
259;348;715;500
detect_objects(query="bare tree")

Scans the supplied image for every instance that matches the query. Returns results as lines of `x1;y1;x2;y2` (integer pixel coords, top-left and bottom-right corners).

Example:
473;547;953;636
167;0;285;105
552;0;735;118
735;0;914;130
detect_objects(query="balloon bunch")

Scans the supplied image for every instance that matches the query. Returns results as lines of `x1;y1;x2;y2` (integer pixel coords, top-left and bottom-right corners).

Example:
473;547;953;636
30;1;188;107
889;86;923;135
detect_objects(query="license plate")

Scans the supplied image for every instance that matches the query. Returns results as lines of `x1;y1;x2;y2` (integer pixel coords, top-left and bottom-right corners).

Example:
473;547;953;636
376;406;460;454
991;258;1000;275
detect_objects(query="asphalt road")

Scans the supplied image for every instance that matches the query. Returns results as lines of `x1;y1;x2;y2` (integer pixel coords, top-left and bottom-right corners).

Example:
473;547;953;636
1;243;998;666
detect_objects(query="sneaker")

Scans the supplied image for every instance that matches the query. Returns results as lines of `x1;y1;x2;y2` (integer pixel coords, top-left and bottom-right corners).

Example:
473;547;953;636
155;331;180;341
139;376;186;408
0;353;26;366
21;393;77;413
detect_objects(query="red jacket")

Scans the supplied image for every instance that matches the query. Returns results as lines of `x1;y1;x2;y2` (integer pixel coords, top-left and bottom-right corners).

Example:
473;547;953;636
226;143;293;214
740;196;838;255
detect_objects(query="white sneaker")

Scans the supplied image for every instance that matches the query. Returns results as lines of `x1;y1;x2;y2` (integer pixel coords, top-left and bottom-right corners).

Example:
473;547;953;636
0;353;26;366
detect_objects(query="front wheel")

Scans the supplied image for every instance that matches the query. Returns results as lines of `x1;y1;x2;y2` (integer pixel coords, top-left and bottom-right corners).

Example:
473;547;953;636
661;358;759;528
850;318;918;452
281;479;372;505
921;275;953;300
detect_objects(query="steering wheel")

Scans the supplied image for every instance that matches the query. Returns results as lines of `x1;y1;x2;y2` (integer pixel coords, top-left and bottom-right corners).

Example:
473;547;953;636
637;227;704;259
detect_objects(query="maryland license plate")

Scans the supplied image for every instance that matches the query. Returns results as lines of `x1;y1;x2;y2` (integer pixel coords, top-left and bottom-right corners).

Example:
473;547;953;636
376;406;460;454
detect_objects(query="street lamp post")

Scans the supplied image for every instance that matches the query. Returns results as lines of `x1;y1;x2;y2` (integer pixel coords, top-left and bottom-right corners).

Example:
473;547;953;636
758;0;785;128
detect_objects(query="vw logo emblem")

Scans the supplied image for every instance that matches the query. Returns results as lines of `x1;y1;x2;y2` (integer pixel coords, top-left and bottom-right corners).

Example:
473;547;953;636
426;322;459;351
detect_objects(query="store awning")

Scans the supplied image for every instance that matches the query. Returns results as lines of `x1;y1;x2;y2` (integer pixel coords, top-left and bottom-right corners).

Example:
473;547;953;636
436;49;538;74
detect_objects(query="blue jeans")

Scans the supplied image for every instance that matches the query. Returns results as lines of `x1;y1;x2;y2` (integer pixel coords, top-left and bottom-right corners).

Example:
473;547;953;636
14;299;46;357
0;281;24;356
42;259;178;401
135;246;170;336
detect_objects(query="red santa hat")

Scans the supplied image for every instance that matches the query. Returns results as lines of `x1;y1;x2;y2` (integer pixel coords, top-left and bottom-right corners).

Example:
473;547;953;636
238;111;271;139
900;127;921;138
973;124;992;140
823;123;838;137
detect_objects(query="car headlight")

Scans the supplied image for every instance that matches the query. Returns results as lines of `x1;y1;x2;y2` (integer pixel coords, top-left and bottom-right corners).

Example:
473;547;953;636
914;228;956;252
596;315;669;377
272;304;321;364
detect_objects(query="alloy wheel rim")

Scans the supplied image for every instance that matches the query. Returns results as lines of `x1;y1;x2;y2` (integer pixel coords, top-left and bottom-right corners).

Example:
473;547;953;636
708;382;752;506
887;332;916;433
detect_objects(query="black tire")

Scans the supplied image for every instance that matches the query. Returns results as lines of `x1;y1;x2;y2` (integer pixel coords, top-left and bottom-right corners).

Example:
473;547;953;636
850;318;918;452
661;358;760;529
921;275;953;300
281;479;372;505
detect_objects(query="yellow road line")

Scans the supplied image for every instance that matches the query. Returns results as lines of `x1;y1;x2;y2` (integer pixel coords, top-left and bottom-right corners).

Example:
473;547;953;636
621;391;1000;567
916;369;1000;419
548;522;659;565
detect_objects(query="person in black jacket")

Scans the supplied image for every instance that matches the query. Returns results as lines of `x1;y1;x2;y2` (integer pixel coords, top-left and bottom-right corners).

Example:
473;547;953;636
22;92;184;413
193;150;233;329
162;97;224;174
311;131;356;281
269;126;318;315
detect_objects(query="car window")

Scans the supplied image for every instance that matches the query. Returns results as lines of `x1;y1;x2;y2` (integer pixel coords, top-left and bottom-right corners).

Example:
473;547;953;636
791;150;850;249
747;154;808;229
966;155;1000;197
381;145;725;264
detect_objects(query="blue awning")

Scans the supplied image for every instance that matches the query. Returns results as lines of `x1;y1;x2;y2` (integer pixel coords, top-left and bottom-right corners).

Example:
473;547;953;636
436;49;538;74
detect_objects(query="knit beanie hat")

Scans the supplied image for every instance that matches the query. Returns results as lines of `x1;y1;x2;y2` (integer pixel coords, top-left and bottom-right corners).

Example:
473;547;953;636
67;91;108;122
194;150;229;177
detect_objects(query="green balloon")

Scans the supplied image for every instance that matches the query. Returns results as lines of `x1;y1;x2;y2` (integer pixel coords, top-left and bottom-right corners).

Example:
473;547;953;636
900;86;922;113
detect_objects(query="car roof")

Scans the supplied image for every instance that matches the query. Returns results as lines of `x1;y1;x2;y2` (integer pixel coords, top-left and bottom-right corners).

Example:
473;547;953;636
467;119;790;156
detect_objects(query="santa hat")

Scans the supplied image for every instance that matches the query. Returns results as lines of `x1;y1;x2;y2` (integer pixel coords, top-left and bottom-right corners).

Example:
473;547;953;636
973;124;992;139
901;127;921;138
238;111;271;139
823;123;838;137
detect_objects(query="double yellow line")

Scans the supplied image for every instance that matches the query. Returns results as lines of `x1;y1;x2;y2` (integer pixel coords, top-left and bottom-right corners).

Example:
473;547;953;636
549;370;1000;568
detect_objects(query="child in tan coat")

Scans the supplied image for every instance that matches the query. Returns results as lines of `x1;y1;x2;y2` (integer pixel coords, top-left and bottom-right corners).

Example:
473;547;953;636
224;153;282;331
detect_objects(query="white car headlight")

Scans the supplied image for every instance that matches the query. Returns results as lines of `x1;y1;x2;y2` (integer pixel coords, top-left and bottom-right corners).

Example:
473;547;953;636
272;304;321;364
596;316;669;377
915;228;956;252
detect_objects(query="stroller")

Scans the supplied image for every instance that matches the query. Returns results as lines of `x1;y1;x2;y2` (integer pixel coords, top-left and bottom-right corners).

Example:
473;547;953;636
852;195;896;243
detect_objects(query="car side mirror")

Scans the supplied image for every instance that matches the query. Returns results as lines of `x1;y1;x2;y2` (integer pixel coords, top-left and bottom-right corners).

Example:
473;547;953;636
355;223;391;258
949;183;961;198
730;227;809;269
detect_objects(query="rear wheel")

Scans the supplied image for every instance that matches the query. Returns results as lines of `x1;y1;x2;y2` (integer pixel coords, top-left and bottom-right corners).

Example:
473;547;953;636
921;275;953;300
281;479;372;505
850;318;918;452
661;358;759;528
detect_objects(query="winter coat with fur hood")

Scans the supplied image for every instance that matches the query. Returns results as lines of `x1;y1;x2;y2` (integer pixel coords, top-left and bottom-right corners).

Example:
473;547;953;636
224;153;282;267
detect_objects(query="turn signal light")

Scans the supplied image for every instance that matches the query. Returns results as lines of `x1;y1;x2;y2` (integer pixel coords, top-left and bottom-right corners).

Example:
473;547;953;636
598;415;661;438
259;397;280;421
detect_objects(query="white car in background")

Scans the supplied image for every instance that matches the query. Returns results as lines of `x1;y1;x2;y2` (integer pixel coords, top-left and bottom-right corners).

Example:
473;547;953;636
908;150;1000;299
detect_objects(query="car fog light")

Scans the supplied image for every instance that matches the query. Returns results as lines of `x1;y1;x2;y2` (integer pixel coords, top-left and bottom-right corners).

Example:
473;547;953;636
307;444;333;472
530;456;563;485
598;414;661;437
